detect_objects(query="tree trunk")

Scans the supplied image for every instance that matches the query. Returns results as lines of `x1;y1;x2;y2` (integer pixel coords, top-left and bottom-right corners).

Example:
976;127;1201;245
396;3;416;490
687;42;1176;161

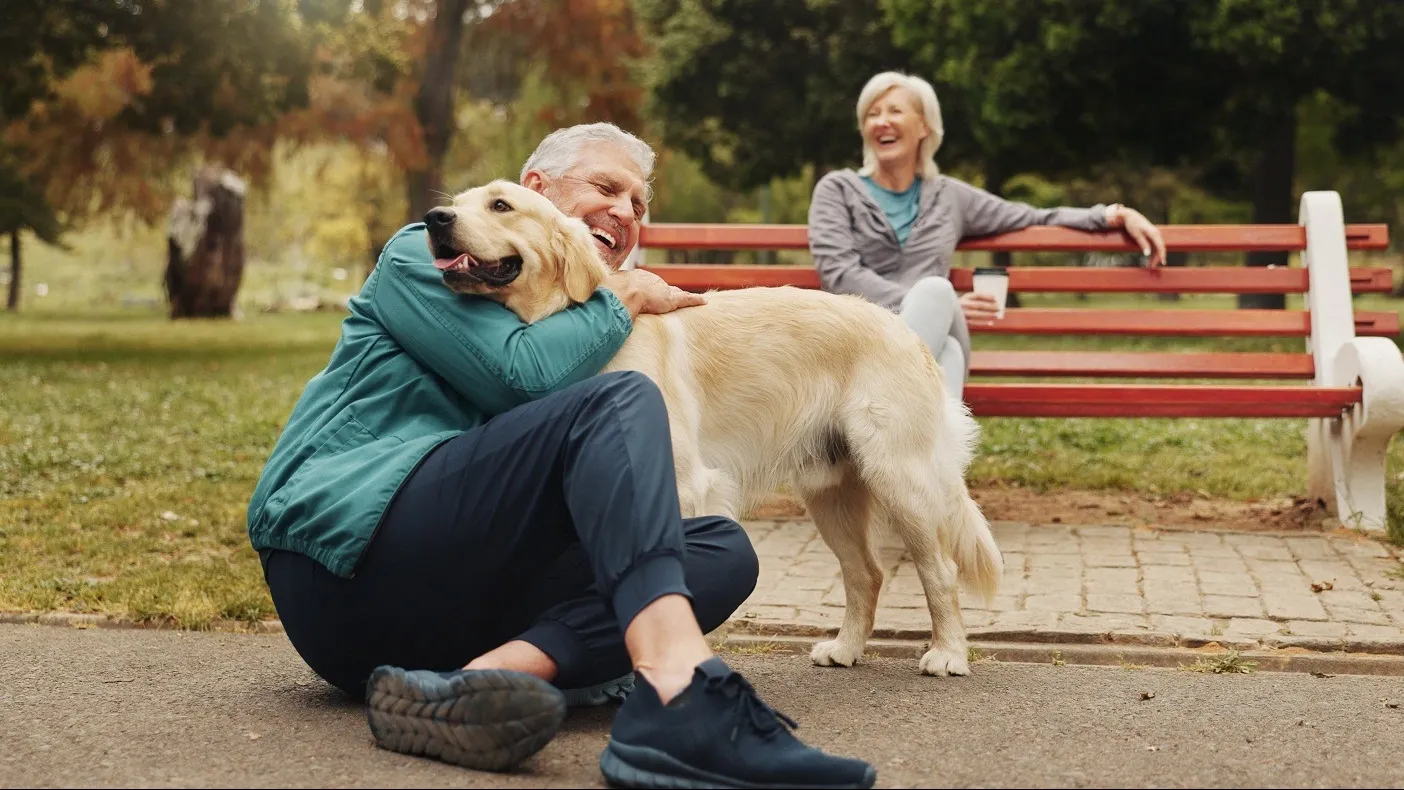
405;0;471;225
164;166;248;319
7;230;19;312
1237;112;1296;310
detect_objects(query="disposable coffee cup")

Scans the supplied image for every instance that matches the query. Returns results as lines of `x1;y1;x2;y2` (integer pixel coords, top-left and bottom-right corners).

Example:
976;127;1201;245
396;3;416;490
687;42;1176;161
971;266;1010;319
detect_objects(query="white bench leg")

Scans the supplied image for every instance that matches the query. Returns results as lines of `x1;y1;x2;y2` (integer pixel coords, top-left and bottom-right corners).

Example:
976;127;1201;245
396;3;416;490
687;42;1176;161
1323;338;1404;533
1296;190;1401;532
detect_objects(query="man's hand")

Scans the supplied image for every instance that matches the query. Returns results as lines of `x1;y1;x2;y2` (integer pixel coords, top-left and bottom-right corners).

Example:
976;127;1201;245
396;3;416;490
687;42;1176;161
1106;204;1168;268
604;269;707;318
959;292;1001;326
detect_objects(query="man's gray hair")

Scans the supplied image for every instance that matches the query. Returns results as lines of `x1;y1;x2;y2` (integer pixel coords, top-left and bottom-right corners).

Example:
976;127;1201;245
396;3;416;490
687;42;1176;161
519;122;657;187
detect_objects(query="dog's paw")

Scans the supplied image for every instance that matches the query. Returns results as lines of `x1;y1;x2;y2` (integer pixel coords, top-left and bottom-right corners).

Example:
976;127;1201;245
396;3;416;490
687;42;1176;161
919;646;971;677
810;639;862;668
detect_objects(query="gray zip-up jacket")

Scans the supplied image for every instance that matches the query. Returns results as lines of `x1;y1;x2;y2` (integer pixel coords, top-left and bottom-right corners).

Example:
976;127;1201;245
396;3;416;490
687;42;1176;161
807;168;1112;371
808;168;1112;308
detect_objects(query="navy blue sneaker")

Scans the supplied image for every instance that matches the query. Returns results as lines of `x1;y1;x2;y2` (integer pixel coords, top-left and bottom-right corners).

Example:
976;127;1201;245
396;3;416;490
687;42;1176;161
366;666;566;772
561;671;635;708
598;657;877;789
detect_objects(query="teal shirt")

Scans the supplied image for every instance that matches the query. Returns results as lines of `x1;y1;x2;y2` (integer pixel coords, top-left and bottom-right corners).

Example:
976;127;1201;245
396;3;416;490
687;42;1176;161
245;222;634;578
860;175;922;246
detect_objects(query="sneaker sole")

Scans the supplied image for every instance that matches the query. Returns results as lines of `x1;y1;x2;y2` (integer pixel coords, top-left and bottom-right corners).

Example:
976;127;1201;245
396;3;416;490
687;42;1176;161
599;740;878;790
367;666;566;773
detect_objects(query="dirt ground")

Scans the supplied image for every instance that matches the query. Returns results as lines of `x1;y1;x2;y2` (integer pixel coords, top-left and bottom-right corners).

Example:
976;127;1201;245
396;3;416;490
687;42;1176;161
751;486;1338;534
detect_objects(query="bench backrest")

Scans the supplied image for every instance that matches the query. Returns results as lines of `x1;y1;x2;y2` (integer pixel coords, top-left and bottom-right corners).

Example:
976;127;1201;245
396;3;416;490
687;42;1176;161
630;192;1396;418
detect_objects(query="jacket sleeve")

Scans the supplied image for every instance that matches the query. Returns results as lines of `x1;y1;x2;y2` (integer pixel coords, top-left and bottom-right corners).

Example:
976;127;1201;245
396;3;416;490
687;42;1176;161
951;178;1111;238
365;223;633;416
807;174;909;310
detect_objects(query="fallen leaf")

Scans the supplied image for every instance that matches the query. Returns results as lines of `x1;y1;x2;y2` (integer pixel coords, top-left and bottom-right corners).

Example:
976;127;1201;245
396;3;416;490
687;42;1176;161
1139;691;1156;700
1310;580;1335;592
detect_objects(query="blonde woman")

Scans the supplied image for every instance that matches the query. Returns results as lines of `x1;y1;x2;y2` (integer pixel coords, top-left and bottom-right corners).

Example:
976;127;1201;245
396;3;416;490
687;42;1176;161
807;71;1166;400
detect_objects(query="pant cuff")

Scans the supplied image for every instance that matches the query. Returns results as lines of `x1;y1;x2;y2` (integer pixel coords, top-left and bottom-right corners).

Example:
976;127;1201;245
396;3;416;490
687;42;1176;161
516;619;591;683
611;551;690;632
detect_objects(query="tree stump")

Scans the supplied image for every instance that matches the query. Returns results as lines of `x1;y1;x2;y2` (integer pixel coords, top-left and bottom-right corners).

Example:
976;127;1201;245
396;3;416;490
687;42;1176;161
165;166;247;319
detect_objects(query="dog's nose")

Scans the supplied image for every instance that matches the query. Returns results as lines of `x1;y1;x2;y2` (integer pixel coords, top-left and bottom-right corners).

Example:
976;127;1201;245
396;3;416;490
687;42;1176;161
425;208;455;229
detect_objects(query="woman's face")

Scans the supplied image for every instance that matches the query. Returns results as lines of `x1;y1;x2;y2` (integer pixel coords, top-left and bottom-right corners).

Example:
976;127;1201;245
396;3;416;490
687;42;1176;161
862;86;929;171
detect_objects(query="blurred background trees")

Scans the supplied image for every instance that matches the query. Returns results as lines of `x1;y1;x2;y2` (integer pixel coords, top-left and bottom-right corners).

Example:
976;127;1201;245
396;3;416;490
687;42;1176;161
4;0;1402;314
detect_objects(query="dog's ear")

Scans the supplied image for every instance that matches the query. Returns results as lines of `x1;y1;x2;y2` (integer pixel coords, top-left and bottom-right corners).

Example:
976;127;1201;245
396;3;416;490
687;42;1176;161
552;216;608;304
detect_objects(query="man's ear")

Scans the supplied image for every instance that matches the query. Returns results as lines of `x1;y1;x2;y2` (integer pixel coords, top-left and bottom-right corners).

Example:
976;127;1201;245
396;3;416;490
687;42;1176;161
522;170;549;196
552;217;608;304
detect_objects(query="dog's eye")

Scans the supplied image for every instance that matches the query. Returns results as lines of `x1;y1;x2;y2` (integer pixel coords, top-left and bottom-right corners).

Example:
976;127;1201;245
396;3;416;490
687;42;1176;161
491;199;512;213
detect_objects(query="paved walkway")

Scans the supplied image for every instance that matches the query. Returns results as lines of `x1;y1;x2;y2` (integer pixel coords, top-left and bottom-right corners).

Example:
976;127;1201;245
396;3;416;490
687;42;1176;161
11;624;1404;788
734;518;1404;655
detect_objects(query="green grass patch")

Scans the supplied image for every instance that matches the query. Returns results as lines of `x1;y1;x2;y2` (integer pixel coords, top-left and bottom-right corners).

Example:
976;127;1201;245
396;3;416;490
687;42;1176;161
0;310;345;628
2;300;1402;626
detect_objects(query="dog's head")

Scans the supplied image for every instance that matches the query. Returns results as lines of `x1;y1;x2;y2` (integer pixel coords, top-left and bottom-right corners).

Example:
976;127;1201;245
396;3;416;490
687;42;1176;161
425;180;610;323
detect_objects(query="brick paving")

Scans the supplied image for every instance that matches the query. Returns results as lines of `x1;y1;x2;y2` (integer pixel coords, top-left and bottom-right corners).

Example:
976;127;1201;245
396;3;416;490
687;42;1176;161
730;519;1404;654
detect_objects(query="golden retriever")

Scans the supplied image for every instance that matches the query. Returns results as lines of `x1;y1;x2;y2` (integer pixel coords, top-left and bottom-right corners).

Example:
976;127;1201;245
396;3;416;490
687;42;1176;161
425;179;1003;676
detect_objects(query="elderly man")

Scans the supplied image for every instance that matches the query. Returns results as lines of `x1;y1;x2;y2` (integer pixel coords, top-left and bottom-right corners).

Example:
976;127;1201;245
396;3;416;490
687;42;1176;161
247;122;876;789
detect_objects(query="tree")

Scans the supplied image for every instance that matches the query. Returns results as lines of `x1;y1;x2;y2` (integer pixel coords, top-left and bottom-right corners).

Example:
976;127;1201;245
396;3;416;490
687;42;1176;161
0;153;62;311
635;0;926;193
6;1;317;225
3;0;323;316
882;0;1404;308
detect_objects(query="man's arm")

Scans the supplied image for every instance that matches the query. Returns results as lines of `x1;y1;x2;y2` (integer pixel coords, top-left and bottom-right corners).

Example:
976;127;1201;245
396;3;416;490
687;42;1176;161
366;223;633;416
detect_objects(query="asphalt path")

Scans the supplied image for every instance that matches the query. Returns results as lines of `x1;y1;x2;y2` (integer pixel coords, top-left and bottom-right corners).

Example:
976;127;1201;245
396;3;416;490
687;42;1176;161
4;624;1403;788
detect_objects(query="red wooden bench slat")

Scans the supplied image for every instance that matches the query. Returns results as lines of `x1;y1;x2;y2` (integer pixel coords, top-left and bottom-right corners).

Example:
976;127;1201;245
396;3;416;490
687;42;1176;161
972;309;1398;337
639;223;1391;252
964;383;1362;418
645;264;1395;294
970;351;1316;379
945;267;1395;294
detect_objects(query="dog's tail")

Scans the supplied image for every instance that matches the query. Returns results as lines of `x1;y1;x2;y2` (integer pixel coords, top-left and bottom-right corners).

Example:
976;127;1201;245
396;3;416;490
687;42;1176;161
940;489;1003;605
934;393;1003;604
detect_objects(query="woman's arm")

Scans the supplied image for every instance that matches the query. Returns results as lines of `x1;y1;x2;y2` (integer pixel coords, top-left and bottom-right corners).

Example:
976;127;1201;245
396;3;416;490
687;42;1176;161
364;223;634;416
954;179;1166;265
807;175;908;310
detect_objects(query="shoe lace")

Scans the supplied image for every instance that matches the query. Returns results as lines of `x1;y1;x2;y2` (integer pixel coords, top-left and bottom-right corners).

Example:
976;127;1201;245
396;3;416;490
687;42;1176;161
704;672;799;742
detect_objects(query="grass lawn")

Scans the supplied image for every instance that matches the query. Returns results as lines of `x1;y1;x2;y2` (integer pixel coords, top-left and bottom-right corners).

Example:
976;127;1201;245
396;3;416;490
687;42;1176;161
3;295;1403;628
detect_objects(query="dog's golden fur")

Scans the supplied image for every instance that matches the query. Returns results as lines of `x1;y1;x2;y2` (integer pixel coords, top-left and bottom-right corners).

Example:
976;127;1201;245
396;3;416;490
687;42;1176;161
435;180;1003;676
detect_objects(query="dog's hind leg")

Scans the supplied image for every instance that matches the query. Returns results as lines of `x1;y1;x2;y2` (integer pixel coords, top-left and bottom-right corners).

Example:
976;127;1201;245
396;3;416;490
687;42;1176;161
797;464;880;668
863;458;974;677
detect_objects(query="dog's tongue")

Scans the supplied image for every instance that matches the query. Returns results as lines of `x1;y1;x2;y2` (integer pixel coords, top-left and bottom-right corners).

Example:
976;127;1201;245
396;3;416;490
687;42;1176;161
433;253;471;271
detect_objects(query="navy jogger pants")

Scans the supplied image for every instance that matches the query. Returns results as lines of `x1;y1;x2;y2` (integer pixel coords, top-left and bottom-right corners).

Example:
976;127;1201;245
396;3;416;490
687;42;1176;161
261;371;759;699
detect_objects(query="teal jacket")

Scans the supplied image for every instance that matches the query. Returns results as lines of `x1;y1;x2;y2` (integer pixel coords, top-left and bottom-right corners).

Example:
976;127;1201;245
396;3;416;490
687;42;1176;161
246;222;634;578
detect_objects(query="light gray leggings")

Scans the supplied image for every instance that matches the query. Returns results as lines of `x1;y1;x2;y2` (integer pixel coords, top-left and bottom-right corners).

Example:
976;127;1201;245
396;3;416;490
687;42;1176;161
898;276;970;401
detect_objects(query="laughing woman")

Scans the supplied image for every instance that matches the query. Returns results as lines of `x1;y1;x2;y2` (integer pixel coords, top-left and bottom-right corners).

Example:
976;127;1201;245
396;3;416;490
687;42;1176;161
807;71;1167;401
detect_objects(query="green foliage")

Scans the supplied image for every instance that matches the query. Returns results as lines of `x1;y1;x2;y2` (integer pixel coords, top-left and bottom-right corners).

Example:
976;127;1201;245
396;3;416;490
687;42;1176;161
635;0;910;191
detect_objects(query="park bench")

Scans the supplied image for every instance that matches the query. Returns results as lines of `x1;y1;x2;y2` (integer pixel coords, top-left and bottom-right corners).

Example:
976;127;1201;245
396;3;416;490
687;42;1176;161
632;191;1404;534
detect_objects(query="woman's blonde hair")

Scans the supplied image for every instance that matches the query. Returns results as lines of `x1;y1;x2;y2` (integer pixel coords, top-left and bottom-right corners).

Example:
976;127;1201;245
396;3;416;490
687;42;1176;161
856;71;944;180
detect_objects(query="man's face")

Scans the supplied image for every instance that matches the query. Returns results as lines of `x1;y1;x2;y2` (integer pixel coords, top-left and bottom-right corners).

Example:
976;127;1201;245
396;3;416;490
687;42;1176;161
522;141;648;270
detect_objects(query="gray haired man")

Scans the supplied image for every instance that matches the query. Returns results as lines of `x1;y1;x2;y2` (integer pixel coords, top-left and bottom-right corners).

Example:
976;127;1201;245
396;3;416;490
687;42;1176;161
250;122;877;789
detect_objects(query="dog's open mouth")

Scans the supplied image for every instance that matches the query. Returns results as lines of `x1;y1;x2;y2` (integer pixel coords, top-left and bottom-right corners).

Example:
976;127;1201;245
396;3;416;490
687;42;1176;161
434;251;523;287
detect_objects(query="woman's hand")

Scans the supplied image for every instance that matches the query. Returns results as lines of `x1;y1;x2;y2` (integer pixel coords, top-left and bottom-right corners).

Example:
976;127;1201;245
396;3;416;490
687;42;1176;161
604;269;707;318
1106;204;1168;268
959;292;1001;327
